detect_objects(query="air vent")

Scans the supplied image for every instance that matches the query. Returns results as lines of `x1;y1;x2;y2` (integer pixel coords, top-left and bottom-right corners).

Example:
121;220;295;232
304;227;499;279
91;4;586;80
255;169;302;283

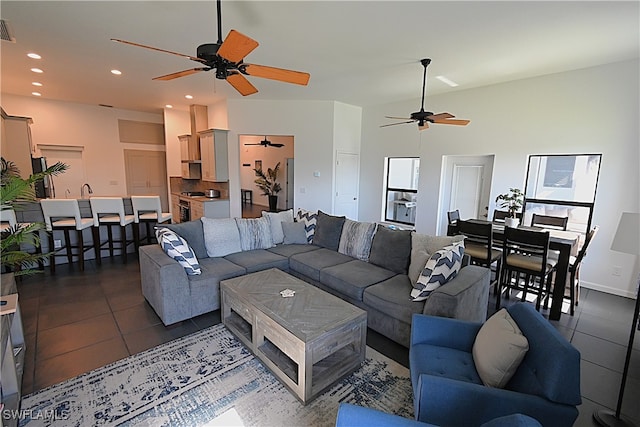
1;20;16;43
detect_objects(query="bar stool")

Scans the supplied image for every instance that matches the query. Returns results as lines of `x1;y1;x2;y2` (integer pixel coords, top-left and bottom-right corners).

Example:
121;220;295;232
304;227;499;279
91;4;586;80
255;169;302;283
40;199;101;273
131;196;172;245
90;197;137;263
241;189;253;205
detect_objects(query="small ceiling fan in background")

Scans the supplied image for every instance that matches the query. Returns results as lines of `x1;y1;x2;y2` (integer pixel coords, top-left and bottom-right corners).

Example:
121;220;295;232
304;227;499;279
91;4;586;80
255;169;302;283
111;0;310;96
381;58;470;131
244;136;284;148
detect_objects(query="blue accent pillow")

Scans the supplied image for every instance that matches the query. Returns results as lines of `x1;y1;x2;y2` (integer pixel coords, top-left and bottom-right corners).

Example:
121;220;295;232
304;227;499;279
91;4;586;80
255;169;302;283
411;241;464;301
155;228;202;275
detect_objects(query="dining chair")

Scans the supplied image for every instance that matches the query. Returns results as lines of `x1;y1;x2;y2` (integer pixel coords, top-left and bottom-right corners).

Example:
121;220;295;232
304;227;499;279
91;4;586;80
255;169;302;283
492;210;512;222
131;195;172;245
565;225;599;315
531;213;569;231
40;199;101;273
497;226;557;311
447;209;460;236
90;197;137;263
457;220;502;293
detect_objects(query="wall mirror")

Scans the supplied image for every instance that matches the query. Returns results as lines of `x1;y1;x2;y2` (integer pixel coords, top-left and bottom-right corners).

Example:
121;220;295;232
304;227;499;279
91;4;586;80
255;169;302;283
523;154;601;234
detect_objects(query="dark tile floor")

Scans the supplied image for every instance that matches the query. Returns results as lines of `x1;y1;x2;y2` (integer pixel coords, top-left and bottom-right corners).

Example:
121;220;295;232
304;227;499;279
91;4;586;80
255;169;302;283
14;250;640;426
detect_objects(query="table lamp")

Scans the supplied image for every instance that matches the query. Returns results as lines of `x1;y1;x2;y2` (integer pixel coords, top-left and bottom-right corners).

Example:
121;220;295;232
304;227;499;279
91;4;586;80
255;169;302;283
594;212;640;427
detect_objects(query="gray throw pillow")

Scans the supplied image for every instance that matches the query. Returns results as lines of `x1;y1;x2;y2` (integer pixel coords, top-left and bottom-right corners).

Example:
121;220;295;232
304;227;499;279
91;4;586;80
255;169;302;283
312;211;346;251
368;225;412;274
338;219;376;260
282;221;308;244
201;217;242;257
162;220;207;259
235;217;274;250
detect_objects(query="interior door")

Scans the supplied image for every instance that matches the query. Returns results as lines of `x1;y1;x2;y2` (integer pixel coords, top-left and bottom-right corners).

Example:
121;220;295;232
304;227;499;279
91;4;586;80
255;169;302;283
124;150;169;211
334;152;359;220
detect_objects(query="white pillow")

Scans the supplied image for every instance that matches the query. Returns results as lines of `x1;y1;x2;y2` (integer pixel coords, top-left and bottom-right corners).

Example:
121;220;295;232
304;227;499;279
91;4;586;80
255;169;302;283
411;242;464;301
473;308;529;388
262;209;294;244
155;228;201;275
201;217;242;257
235;217;274;250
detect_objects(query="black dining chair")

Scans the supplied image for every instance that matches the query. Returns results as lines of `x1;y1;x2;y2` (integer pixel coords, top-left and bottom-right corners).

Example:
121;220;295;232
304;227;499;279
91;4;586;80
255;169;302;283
497;226;557;311
531;213;569;231
492;210;522;223
457;220;502;293
566;225;599;315
447;209;460;236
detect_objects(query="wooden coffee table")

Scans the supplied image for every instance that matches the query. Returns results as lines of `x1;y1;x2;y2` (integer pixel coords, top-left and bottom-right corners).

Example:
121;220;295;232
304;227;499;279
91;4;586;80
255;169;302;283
220;268;367;404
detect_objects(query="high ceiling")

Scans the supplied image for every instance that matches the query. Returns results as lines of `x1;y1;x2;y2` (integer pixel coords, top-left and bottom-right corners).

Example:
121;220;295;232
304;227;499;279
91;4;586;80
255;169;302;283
2;1;638;114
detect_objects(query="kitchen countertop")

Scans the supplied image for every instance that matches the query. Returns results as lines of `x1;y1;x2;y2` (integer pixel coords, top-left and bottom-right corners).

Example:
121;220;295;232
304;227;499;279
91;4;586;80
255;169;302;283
172;193;229;203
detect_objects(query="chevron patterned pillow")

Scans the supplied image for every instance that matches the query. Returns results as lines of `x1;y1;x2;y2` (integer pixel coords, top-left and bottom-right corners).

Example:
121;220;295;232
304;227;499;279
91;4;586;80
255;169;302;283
411;241;464;301
156;228;202;276
295;209;318;243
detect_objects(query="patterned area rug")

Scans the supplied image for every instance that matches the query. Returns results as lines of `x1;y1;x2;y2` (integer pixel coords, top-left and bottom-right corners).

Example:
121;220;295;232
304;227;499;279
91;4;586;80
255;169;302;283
19;324;413;427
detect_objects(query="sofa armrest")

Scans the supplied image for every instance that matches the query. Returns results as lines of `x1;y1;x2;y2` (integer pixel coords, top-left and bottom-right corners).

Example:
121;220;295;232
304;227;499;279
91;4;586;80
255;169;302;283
423;265;490;322
414;375;578;427
410;314;481;350
139;244;192;325
336;403;429;427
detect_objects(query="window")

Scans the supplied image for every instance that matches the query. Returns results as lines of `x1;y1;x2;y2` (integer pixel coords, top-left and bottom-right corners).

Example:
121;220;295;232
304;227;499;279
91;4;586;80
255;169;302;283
384;157;419;226
523;154;601;234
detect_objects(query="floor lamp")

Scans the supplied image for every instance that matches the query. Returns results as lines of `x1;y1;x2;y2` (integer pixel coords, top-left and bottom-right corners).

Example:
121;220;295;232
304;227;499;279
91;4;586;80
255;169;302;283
594;212;640;427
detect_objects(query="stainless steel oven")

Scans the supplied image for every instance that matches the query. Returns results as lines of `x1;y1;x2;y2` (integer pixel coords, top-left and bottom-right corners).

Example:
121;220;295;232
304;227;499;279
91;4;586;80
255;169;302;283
178;199;191;222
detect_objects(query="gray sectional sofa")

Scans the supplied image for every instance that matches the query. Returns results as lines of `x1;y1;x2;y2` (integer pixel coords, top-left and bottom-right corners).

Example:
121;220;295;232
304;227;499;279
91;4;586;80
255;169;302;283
139;210;490;348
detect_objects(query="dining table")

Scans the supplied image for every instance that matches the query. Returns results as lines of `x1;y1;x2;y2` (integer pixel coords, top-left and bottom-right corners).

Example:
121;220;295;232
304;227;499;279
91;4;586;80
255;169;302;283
454;220;581;321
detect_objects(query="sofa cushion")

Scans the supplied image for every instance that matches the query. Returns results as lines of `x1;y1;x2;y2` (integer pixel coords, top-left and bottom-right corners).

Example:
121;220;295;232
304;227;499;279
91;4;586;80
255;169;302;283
187;257;246;283
201;217;242;257
363;275;425;325
161;220;207;259
473;308;529;388
282;221;309;244
409;233;465;286
320;259;396;301
411;242;465;302
289;247;354;282
235;217;274;250
338;219;376;261
262;209;294;244
296;209;318;243
313;211;346;250
368;225;412;274
267;243;321;258
223;249;288;273
155;228;202;275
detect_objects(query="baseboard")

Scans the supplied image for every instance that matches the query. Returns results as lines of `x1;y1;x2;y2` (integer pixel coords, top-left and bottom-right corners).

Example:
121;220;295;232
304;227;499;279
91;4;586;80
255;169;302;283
581;281;637;299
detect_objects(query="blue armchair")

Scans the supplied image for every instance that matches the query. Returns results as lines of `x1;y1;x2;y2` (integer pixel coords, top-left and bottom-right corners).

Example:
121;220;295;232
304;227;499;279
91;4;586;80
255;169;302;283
335;403;543;427
409;302;581;427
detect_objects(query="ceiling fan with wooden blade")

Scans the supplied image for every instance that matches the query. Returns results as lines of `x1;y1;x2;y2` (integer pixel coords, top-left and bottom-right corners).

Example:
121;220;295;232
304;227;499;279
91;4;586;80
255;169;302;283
244;136;284;148
111;0;310;96
381;58;469;131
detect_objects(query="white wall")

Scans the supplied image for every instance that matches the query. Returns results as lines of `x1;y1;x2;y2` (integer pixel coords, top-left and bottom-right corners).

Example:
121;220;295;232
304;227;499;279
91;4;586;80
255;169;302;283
2;94;164;198
226;99;338;218
360;59;640;297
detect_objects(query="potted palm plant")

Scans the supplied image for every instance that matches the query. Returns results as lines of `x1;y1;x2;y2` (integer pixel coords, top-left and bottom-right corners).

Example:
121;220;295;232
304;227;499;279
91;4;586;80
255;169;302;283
1;157;68;276
496;187;524;227
253;162;281;212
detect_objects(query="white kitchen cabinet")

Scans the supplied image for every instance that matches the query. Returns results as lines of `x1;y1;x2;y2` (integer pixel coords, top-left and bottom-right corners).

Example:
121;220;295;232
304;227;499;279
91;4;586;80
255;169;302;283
198;129;229;182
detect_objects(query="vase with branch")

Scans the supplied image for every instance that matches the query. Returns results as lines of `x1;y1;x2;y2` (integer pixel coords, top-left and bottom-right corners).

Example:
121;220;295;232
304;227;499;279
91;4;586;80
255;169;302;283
496;187;524;227
253;162;281;212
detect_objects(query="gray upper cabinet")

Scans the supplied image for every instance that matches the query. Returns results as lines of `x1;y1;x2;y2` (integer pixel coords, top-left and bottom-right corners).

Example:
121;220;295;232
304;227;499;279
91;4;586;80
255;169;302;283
199;129;229;182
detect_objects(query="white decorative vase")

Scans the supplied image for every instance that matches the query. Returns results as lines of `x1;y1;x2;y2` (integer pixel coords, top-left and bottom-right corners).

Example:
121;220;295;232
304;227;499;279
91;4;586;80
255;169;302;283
505;217;519;228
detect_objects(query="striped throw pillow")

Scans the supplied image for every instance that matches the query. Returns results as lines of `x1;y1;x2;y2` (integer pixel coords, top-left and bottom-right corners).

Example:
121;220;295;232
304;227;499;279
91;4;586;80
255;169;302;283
295;209;318;243
411;241;464;301
156;228;201;276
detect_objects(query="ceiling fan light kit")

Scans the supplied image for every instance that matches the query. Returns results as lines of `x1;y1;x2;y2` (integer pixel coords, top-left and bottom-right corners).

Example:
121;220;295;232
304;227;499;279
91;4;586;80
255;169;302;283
111;0;310;96
382;58;470;131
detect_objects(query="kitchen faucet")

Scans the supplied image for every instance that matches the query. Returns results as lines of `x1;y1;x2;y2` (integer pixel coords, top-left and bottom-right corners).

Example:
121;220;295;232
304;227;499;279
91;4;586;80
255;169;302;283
81;183;93;199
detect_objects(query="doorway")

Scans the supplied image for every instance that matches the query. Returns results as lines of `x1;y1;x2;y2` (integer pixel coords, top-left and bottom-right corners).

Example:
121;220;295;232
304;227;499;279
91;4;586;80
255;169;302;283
39;146;86;198
439;155;495;234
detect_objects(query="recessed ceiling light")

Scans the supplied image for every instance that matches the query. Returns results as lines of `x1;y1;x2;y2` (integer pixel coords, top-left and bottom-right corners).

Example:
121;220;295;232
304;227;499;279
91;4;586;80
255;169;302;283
32;82;43;87
165;104;173;109
30;68;43;73
185;95;193;99
111;69;122;75
27;53;41;59
435;75;459;87
31;92;42;96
